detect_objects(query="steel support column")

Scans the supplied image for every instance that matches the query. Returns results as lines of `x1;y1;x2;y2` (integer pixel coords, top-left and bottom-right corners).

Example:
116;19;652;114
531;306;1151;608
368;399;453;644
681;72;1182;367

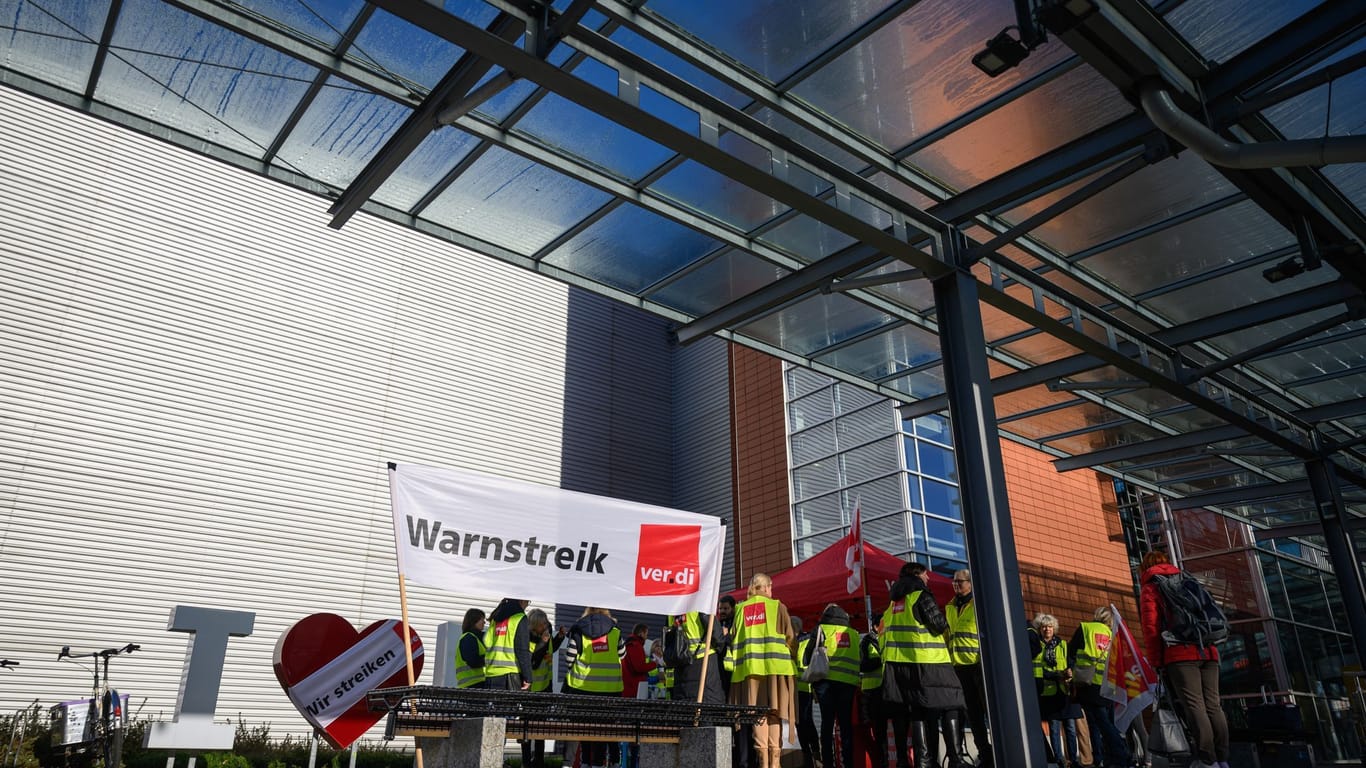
1305;459;1366;665
931;235;1045;768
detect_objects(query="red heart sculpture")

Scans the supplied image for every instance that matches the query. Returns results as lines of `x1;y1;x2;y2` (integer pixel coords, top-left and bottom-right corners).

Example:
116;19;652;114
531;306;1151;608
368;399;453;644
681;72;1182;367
273;614;424;748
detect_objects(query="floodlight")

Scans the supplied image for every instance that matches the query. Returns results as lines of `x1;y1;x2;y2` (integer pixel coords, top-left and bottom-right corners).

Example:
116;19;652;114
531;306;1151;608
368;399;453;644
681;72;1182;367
973;29;1032;77
1262;257;1306;284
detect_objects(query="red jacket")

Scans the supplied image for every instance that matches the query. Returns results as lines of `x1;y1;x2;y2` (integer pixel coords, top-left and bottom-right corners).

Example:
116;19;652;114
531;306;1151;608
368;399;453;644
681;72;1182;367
1140;562;1219;667
621;634;657;697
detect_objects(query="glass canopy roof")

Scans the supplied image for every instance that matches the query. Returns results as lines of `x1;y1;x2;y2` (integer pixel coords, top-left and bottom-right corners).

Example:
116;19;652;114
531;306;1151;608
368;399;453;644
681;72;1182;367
2;0;1364;537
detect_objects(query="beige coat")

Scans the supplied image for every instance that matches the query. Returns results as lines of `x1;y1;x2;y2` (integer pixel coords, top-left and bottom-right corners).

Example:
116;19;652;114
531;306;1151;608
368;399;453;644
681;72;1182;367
727;599;798;726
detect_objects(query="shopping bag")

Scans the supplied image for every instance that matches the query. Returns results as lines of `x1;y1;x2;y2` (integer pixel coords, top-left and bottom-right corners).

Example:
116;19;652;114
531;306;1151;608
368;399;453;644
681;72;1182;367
802;633;830;683
1148;705;1191;757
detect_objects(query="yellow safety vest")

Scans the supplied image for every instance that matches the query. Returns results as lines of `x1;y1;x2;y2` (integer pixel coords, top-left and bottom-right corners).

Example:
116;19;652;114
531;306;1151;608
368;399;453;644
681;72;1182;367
795;636;812;693
529;639;552;692
730;597;795;682
945;599;980;666
818;624;862;686
567;627;623;693
668;613;716;661
454;631;487;688
861;634;883;692
1034;638;1069;696
662;666;674;697
484;612;524;680
1073;621;1112;686
879;592;950;665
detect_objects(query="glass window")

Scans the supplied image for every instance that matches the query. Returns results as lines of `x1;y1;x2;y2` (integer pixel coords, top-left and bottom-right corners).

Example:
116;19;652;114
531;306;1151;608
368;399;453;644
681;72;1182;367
906;474;923;512
1275;620;1309;692
1219;621;1276;695
1259;552;1292;621
917;441;957;481
925;517;966;561
1281;561;1332;628
922;478;961;520
915;414;952;445
902;436;919;472
930;558;965;579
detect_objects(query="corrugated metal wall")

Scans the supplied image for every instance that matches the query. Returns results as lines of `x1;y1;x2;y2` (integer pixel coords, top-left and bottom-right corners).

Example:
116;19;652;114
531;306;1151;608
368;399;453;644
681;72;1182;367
0;86;716;740
673;337;736;591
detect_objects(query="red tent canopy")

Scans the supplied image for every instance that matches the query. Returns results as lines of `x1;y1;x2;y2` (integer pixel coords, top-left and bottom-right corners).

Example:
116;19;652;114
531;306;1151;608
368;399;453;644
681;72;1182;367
726;539;954;631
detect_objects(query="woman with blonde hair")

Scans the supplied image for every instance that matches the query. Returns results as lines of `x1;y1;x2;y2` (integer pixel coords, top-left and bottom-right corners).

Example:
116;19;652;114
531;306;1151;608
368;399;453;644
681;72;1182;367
728;573;797;768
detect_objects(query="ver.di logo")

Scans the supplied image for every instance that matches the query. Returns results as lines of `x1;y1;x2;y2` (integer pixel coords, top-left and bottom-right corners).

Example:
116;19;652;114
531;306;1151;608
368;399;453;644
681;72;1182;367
635;524;701;596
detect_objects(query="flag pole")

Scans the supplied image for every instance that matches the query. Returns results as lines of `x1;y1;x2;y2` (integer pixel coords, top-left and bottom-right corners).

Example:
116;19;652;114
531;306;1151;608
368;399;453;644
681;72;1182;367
855;498;873;633
389;464;424;768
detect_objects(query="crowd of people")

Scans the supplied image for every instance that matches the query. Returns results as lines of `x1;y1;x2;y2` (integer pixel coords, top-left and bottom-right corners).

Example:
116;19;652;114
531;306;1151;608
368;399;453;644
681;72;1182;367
446;553;1225;768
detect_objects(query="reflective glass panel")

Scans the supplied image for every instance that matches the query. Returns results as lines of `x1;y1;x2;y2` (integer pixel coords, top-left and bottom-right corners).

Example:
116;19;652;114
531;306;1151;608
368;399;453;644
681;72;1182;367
1166;0;1325;63
907;64;1128;190
816;323;941;382
738;292;898;357
646;0;891;84
0;0;108;92
426;145;613;256
790;0;1075;153
543;200;720;293
100;0;318;160
649;249;789;317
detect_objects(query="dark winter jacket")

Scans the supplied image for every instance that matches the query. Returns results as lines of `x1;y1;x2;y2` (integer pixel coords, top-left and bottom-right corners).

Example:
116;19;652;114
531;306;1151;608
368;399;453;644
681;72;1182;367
1140;563;1219;667
563;613;626;675
882;574;963;711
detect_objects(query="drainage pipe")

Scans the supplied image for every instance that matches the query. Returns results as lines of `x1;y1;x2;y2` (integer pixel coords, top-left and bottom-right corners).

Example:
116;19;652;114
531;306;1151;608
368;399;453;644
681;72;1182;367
1139;80;1366;168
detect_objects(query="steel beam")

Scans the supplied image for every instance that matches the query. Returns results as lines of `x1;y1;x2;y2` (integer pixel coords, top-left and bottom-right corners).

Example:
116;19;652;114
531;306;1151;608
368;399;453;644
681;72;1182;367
328;12;526;228
1168;479;1311;510
369;1;951;281
1306;459;1366;666
898;280;1360;420
1052;425;1249;471
933;241;1047;768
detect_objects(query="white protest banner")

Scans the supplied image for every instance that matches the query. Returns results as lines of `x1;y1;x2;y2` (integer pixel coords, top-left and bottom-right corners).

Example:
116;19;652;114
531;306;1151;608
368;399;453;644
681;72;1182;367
389;463;725;615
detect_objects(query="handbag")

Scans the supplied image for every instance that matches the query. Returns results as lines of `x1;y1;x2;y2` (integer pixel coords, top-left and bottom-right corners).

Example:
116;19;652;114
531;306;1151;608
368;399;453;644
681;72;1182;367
801;630;829;683
1148;682;1191;757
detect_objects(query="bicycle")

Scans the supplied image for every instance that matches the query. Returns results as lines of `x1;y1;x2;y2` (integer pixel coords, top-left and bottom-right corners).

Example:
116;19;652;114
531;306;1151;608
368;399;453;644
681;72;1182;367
56;644;138;768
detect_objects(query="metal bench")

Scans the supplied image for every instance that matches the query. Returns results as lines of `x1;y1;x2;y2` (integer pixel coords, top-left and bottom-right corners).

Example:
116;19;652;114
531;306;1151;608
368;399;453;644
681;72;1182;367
368;685;767;744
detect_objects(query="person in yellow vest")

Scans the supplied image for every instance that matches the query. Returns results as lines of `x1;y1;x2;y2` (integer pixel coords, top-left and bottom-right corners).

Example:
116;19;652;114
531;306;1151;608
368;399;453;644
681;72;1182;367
484;597;532;690
521;608;565;768
1033;613;1079;768
665;611;725;703
879;562;967;768
1068;606;1132;768
860;626;889;768
454;608;488;689
806;604;861;768
729;573;797;768
564;606;626;768
792;616;821;768
945;569;992;765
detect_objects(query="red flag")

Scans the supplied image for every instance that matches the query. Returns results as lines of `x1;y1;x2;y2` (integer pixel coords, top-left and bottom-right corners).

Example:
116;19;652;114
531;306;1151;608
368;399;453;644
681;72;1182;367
845;501;863;595
1099;604;1158;732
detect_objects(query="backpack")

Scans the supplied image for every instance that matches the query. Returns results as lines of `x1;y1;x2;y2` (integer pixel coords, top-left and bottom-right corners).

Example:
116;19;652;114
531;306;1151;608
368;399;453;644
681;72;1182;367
800;630;829;683
662;621;693;669
1154;570;1229;647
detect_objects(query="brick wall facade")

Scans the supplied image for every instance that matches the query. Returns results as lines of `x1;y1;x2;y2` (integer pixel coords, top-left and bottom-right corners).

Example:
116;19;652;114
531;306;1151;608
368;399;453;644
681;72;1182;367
728;344;794;588
728;343;1140;637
